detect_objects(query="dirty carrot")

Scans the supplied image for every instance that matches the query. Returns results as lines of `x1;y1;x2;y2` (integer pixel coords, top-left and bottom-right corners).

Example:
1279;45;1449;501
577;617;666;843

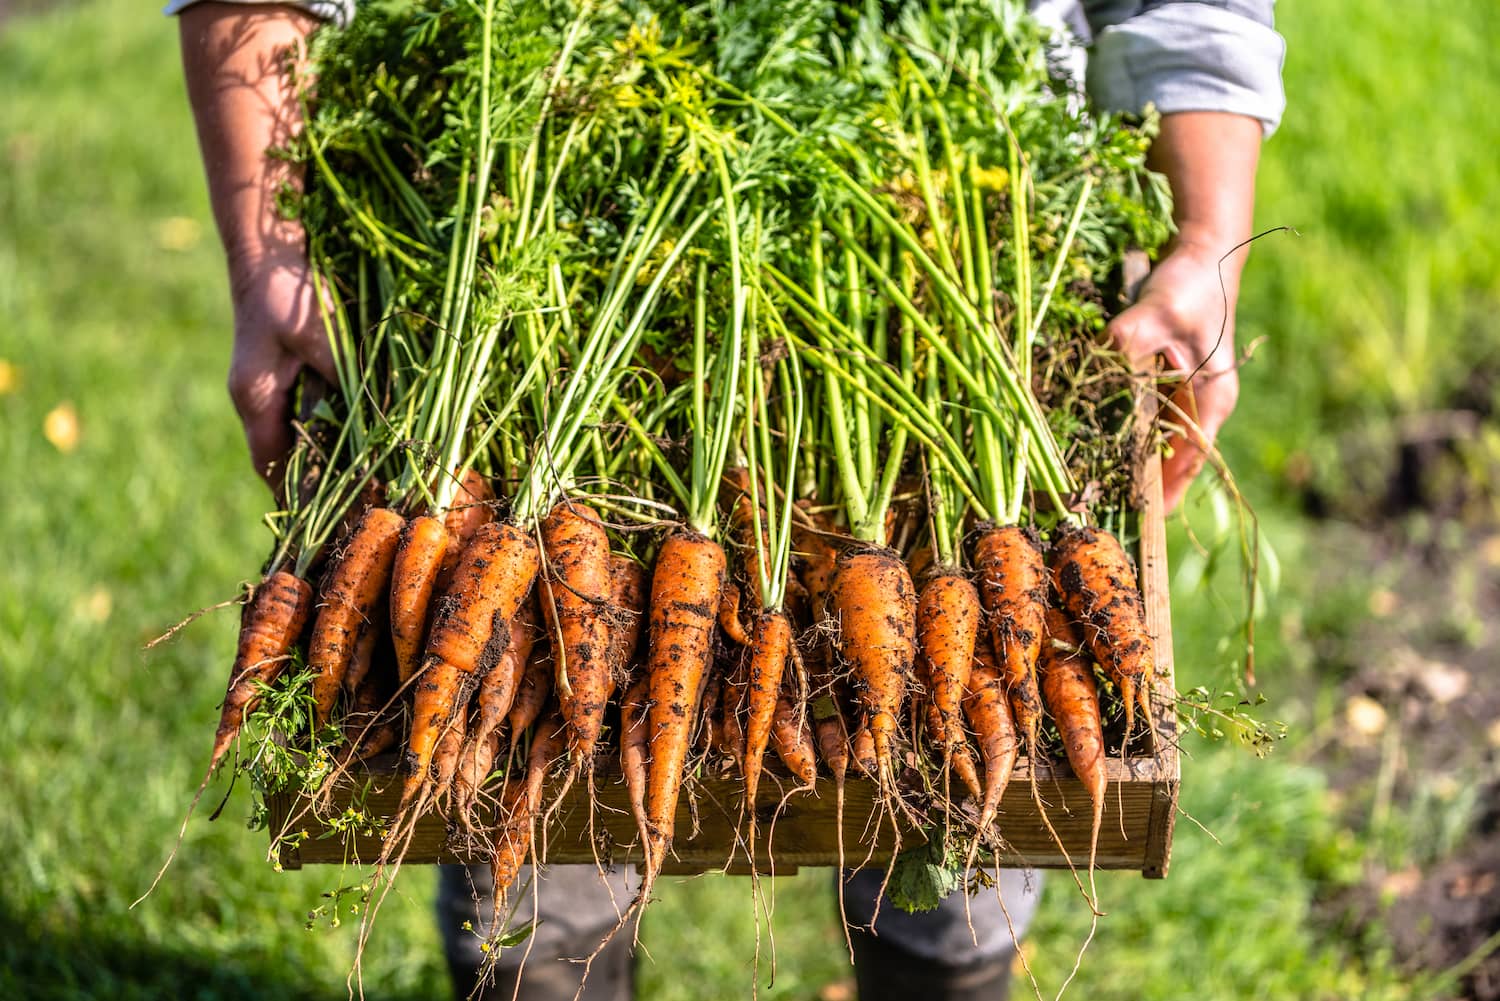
539;501;613;772
831;548;917;782
208;571;313;773
915;570;981;765
742;609;794;808
1038;607;1107;872
1051;524;1154;737
643;530;726;874
963;637;1020;835
389;515;449;683
973;523;1047;757
404;521;539;809
308;506;405;726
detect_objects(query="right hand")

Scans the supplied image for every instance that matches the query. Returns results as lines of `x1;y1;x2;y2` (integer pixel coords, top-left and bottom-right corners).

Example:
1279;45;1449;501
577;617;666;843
226;246;337;489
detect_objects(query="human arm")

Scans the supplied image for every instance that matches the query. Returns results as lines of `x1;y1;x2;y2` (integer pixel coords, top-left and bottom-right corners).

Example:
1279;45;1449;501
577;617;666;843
1078;1;1285;509
177;2;340;489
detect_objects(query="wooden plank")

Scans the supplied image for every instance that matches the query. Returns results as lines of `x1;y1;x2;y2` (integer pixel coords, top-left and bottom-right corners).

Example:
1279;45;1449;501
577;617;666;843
270;752;1170;873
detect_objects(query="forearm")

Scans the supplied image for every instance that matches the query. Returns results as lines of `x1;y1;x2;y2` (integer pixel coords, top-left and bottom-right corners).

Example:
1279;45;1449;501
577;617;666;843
1149;110;1262;293
179;3;318;277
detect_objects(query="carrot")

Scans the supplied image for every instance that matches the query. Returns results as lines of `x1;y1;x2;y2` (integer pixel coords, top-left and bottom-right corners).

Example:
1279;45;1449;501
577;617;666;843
717;583;752;646
208;571;313;772
469;600;538;755
389;515;449;684
619;675;652;852
539;501;613;772
1037;608;1107;872
507;638;552;749
492;708;568;903
791;513;840;615
963;639;1020;835
830;548;917;782
340;642;400;762
308;507;406;726
768;682;817;787
429;699;469;805
442;467;493;552
1051;525;1154;737
606;554;649;697
643;530;726;874
339;592;386;699
452;727;500;832
742;610;794;808
697;670;723;757
850;720;879;779
915;571;981;767
972;524;1047;757
718;664;746;768
925;699;983;801
404;521;539;809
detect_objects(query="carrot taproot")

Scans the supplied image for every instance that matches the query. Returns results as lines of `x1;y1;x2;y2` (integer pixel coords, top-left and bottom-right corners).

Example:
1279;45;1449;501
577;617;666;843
208;571;313;772
717;584;752;646
973;524;1047;757
442;467;493;551
850;720;879;779
964;639;1020;835
915;571;981;765
308;507;405;726
791;514;840;615
643;530;726;874
539;501;613;772
697;669;723;756
403;521;539;809
339;640;400;762
470;600;537;755
742;610;794;808
507;638;552;750
768;682;817;787
606;554;649;690
830;548;917;782
718;663;747;768
1051;525;1154;737
1037;608;1107;870
429;699;469;805
390;515;449;684
453;727;500;832
492;708;568;902
339;592;386;700
619;675;651;851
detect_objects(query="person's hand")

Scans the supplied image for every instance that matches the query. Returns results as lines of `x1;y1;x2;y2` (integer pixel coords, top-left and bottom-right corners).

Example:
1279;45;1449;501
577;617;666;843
226;246;336;488
1109;240;1240;511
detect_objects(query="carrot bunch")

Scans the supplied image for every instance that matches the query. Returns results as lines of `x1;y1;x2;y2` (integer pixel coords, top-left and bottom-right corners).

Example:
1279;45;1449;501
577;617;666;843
174;0;1212;977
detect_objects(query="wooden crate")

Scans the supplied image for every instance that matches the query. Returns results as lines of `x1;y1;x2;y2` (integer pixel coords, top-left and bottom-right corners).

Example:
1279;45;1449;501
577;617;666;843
270;419;1178;878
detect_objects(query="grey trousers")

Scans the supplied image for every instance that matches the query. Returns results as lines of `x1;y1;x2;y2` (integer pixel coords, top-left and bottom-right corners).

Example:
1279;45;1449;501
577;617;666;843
436;863;1041;998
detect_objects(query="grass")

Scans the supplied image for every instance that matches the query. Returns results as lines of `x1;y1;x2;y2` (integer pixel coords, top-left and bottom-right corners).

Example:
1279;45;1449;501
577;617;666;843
2;1;1494;998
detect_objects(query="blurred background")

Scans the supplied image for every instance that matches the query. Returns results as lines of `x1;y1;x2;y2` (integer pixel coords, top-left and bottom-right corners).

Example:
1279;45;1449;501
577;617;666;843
3;2;1498;998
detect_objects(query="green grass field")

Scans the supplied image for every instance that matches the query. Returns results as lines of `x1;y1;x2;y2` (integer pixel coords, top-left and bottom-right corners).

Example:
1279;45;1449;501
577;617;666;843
3;2;1496;998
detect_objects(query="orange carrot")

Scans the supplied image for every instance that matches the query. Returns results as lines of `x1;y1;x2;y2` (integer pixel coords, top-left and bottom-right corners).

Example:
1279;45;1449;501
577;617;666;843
1051;525;1154;737
507;638;552;749
404;521;539;809
915;571;981;766
389;515;449;684
718;663;747;768
429;699;469;805
697;670;723;756
768;682;817;787
619;675;651;851
492;708;568;902
539;501;613;772
1037;608;1107;869
606;554;649;695
742;610;794;808
339;592;386;699
308;507;405;726
442;467;493;551
469;600;538;754
791;514;840;615
964;639;1020;835
208;571;312;772
643;531;726;875
850;720;878;779
972;524;1047;757
830;548;917;782
717;584;752;646
452;727;500;832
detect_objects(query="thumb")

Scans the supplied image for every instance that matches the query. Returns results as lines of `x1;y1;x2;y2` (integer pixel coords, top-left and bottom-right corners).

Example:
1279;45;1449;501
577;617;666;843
284;269;339;386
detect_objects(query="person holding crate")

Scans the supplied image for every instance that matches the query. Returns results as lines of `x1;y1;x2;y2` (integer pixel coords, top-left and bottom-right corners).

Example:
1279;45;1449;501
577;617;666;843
172;1;1283;998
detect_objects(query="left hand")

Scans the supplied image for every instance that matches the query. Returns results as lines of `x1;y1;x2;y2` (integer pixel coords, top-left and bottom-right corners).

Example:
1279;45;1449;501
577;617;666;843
1109;240;1241;511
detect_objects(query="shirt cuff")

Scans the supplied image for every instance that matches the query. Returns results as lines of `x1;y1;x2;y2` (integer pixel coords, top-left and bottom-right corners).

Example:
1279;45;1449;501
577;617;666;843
1085;3;1287;137
164;0;354;29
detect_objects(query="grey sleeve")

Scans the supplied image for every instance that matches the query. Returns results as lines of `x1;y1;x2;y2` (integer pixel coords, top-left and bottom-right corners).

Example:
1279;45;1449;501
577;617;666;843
164;0;354;29
1079;1;1286;136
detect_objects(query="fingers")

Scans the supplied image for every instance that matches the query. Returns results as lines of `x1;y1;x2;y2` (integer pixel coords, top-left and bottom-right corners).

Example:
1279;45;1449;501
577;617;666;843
229;345;301;490
1158;365;1239;512
286;270;338;385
